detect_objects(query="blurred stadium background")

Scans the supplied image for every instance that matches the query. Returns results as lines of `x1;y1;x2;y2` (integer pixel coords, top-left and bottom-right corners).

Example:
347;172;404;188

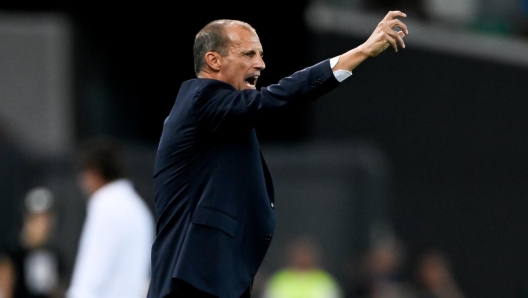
1;0;528;297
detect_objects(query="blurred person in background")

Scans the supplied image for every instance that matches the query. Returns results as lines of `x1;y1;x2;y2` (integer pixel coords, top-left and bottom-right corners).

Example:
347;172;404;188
413;248;465;298
66;137;155;298
0;258;14;298
347;236;414;298
0;187;66;298
262;236;343;298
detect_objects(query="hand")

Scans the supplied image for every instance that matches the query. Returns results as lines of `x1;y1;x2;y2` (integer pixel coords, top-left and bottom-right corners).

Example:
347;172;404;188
362;11;409;57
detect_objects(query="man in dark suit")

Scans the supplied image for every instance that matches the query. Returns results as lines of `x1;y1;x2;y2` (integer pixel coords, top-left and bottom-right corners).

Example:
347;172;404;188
148;13;409;298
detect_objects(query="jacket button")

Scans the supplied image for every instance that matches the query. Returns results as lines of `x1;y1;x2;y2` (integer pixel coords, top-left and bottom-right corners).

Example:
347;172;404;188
264;234;272;241
270;202;274;208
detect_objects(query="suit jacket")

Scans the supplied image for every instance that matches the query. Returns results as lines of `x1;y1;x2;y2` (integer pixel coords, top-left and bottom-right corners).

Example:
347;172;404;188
147;59;341;298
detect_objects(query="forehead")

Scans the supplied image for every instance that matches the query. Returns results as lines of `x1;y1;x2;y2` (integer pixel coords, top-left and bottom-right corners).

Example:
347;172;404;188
226;26;262;52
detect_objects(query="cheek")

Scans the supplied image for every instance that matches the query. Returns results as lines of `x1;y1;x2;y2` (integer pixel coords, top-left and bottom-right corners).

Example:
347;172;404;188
233;60;251;72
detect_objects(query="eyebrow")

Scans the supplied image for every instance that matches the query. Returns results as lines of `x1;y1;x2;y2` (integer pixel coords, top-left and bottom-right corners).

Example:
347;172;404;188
241;49;264;56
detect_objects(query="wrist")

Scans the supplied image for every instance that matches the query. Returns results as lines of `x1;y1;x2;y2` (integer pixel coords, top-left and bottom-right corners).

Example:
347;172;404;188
357;43;375;58
334;46;371;72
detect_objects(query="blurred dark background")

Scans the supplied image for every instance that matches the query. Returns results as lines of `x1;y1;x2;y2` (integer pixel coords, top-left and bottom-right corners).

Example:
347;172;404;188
2;1;528;297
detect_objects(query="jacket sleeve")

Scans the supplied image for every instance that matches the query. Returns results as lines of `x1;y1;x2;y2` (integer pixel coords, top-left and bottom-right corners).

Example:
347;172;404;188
194;59;340;134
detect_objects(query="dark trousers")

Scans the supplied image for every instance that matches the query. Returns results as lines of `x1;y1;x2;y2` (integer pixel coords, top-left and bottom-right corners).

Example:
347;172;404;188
167;279;251;298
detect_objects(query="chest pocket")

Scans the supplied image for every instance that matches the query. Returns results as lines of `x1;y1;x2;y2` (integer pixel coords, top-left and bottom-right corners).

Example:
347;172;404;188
191;207;239;238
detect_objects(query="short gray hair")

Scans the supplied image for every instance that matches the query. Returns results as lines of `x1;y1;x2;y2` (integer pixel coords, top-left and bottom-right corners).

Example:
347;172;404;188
193;19;256;76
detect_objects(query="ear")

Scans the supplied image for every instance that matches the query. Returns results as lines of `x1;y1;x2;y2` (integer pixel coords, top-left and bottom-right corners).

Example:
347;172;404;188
204;51;222;71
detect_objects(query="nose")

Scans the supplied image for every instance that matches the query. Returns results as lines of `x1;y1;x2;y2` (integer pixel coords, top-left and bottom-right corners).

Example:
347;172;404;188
255;56;265;70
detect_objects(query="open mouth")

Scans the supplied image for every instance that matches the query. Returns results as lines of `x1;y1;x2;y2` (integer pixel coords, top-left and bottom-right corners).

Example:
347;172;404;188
245;76;258;88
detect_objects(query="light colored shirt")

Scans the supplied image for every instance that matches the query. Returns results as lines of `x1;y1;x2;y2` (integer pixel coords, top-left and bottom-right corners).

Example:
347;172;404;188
330;56;353;82
66;179;155;298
